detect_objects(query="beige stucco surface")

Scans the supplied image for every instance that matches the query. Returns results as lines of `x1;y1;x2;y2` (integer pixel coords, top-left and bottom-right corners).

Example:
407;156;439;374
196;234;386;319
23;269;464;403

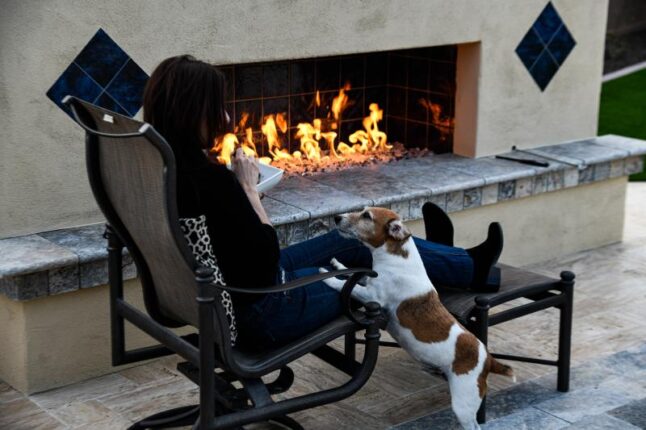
0;177;626;394
0;294;27;392
0;278;195;395
0;0;608;238
407;177;627;266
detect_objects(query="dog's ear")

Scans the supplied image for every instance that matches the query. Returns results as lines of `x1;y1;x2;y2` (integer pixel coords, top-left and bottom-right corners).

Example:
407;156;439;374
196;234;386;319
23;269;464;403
387;219;411;241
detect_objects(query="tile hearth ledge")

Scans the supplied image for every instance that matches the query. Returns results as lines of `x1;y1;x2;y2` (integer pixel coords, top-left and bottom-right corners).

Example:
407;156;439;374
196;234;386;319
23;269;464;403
1;135;644;301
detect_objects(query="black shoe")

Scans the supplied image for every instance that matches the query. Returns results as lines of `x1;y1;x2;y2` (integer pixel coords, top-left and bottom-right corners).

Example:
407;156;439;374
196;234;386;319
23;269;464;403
466;222;503;292
422;202;454;246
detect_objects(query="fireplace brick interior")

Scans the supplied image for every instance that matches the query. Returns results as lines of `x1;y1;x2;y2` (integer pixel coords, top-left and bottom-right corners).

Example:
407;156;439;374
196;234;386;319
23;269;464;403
218;45;457;158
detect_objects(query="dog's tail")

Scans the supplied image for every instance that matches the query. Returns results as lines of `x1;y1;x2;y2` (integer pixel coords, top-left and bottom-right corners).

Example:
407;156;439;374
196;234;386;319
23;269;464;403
488;354;515;382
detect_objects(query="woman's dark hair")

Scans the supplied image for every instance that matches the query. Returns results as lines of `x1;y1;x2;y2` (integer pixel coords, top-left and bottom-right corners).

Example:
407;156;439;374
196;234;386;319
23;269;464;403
143;55;228;163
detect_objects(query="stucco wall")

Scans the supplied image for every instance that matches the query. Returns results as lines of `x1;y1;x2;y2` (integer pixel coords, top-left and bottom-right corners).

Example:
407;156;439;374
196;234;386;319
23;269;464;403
408;177;627;266
0;0;608;238
0;278;195;395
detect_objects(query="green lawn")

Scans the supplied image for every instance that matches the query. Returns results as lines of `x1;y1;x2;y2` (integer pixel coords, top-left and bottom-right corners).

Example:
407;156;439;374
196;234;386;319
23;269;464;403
598;68;646;180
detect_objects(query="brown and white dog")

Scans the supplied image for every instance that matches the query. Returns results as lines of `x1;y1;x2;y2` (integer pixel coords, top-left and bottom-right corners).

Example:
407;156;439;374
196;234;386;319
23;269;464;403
320;207;514;430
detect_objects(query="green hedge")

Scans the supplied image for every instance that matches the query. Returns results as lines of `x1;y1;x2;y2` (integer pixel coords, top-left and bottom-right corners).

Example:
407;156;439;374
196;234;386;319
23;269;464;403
598;69;646;181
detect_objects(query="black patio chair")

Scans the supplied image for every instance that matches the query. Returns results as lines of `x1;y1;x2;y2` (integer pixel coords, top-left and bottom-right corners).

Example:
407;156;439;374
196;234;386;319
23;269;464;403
64;96;383;430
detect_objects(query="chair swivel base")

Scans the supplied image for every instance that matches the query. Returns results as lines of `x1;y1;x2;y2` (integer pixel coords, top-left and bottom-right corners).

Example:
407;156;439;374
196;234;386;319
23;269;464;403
127;362;302;429
127;406;304;429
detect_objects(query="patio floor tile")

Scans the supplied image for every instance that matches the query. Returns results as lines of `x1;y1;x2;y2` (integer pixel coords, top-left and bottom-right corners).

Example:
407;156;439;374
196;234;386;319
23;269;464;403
565;412;642;429
482;407;569;429
0;381;23;404
0;397;64;430
30;373;138;410
534;386;635;423
607;397;646;429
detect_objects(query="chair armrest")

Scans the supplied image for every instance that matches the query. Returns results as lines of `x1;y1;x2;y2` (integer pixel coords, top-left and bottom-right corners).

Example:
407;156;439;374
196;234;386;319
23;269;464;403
339;272;382;327
204;267;380;327
208;268;377;294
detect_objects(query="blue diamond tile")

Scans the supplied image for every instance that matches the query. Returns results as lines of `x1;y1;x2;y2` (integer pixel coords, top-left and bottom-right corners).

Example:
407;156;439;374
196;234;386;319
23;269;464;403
547;24;576;65
46;63;103;117
94;92;129;116
74;29;129;87
515;28;546;71
47;28;148;119
516;2;575;91
530;49;559;91
104;59;149;116
533;2;563;44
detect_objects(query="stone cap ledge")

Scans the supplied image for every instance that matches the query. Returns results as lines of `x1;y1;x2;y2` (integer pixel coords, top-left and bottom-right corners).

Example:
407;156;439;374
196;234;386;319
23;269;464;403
1;135;644;301
0;225;137;301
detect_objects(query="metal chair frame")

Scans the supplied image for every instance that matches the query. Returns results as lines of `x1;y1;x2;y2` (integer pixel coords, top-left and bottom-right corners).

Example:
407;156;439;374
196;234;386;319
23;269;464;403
64;96;383;430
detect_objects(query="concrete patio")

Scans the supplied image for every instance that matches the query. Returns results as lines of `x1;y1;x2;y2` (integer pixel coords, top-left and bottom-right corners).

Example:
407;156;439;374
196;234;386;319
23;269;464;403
1;182;644;430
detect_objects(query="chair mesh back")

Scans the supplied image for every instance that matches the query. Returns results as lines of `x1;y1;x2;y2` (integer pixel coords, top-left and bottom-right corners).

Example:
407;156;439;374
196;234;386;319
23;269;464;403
79;102;199;326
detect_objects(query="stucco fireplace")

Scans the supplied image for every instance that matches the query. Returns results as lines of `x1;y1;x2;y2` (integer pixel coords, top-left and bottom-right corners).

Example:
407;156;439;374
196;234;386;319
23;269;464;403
3;0;615;240
2;0;646;395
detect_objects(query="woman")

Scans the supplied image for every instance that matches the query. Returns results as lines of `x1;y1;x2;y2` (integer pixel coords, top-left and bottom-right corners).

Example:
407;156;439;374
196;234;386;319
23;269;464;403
142;55;503;349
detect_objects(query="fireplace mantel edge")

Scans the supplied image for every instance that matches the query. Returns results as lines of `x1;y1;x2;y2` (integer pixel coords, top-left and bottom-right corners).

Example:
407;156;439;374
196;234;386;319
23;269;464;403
1;135;644;301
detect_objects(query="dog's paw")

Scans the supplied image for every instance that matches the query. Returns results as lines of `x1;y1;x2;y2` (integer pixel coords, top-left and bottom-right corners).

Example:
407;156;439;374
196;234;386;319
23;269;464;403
330;258;347;270
319;267;344;290
323;278;344;291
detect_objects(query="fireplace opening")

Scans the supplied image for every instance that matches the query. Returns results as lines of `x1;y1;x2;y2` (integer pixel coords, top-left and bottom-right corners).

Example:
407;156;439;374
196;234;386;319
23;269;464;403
212;45;457;174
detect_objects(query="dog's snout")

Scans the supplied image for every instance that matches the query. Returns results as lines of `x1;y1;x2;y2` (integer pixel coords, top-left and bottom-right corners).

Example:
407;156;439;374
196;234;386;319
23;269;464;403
334;215;342;225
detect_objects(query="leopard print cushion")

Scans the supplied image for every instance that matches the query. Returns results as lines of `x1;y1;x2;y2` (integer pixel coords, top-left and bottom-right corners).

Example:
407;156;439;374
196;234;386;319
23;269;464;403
179;215;237;345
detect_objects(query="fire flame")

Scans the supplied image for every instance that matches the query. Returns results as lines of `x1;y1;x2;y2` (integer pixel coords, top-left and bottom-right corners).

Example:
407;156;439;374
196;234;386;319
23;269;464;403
213;112;264;165
212;84;395;173
419;98;454;142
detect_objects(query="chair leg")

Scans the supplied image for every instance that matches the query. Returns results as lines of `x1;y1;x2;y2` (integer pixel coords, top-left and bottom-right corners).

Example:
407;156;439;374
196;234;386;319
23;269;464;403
557;271;575;392
196;267;217;430
105;225;126;367
345;332;357;362
472;298;490;425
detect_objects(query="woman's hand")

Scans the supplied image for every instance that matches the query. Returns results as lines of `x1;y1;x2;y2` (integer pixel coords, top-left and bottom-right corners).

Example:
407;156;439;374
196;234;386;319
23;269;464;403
231;148;272;225
232;147;260;193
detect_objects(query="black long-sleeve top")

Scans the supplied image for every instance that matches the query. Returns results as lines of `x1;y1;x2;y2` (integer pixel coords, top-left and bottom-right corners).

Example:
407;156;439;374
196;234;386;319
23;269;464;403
175;150;280;300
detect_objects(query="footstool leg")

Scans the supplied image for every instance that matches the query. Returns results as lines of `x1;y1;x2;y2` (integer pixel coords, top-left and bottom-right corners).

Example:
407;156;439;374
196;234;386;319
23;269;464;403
557;271;575;392
472;298;491;424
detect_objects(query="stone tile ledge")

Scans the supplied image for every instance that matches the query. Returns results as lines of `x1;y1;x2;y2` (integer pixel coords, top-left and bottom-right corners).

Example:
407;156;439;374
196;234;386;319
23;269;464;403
1;135;644;301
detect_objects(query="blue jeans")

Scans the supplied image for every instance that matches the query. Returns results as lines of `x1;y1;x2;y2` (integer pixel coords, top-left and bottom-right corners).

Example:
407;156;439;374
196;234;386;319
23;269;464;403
235;230;473;349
